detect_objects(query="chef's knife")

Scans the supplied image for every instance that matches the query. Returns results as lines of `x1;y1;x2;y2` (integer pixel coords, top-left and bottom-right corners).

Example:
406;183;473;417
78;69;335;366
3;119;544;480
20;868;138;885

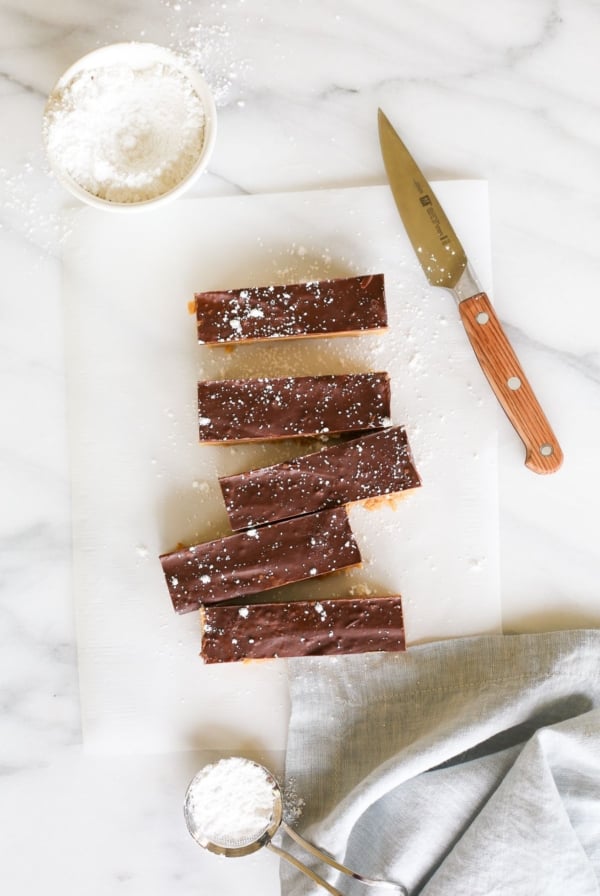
378;109;562;474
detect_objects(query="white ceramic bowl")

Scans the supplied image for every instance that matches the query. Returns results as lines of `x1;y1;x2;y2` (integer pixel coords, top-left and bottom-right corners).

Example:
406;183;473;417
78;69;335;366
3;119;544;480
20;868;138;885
43;42;217;211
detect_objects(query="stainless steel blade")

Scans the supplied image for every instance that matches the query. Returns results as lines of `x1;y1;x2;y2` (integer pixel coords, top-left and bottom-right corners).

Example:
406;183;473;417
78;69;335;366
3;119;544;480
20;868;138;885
378;108;469;291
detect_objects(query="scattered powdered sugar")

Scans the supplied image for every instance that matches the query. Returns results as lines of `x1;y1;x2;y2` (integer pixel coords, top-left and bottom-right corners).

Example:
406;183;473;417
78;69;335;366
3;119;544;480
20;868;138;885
282;777;305;825
185;757;277;847
155;0;251;108
44;62;206;203
0;158;74;256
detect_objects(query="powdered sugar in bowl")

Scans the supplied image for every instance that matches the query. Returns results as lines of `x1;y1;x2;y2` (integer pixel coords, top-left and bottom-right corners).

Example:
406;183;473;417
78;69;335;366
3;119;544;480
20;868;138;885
43;42;217;211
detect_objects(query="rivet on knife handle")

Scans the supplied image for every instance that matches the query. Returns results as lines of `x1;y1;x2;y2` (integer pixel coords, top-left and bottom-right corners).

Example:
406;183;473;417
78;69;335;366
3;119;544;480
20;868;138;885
458;293;563;474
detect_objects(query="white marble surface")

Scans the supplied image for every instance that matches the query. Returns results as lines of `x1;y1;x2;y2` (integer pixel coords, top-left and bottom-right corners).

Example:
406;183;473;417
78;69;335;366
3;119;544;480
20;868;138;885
1;1;599;893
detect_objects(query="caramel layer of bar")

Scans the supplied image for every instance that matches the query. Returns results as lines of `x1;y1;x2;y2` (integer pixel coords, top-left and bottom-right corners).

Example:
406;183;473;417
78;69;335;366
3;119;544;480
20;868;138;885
159;507;360;614
201;595;405;663
219;426;421;530
197;373;391;443
195;274;387;344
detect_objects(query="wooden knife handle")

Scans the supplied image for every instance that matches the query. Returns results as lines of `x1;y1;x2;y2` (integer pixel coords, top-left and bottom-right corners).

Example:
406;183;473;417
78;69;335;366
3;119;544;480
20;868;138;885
459;293;563;474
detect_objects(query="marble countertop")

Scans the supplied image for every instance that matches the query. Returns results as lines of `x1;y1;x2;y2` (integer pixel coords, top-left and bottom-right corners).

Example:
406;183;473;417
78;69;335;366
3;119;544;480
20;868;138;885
1;1;599;893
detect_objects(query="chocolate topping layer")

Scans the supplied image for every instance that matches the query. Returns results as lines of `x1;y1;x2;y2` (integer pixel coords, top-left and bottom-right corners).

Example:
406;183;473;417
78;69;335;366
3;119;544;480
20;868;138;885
201;595;405;663
159;507;361;614
195;274;387;344
220;426;421;530
197;372;391;443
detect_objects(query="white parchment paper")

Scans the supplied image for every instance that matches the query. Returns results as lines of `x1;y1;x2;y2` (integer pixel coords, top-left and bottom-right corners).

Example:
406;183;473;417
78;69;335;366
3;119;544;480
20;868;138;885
62;183;500;754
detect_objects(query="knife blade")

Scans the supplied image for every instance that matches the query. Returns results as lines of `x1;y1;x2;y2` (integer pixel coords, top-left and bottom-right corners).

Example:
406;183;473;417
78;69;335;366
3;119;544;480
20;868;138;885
378;108;563;474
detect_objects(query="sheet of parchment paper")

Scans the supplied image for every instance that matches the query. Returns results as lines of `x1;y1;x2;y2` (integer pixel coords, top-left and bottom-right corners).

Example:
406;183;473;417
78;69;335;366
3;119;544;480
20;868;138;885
62;182;500;754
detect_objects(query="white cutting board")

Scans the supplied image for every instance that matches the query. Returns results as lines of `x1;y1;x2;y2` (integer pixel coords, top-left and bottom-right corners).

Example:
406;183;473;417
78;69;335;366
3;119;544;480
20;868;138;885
62;183;500;755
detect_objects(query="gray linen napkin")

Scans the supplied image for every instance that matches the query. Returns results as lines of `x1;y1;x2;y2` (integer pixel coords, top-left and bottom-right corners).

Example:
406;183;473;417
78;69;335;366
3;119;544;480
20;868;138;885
281;630;600;896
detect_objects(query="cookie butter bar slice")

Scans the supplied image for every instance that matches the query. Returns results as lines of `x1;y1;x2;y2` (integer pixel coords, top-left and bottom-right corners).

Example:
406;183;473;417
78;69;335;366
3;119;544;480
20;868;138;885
219;425;421;530
159;506;361;614
197;372;391;443
194;274;387;344
201;595;405;663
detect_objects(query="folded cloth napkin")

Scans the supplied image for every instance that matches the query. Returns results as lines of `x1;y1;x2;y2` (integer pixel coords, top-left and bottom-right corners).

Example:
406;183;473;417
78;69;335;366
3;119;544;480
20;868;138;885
281;630;600;896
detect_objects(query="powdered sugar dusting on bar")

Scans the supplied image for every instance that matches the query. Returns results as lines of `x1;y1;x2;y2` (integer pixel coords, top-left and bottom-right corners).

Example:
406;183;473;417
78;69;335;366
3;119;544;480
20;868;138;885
219;426;421;530
195;274;387;344
159;507;361;613
197;372;391;443
200;595;405;663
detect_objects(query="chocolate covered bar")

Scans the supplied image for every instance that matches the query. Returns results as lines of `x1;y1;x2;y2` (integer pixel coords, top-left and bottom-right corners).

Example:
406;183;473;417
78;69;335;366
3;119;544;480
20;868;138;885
197;372;391;443
159;507;361;614
219;426;421;530
200;595;405;663
194;274;387;344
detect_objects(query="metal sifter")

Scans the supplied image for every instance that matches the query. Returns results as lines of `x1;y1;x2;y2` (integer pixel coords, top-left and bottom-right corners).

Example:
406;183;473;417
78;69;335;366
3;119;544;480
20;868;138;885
183;757;407;896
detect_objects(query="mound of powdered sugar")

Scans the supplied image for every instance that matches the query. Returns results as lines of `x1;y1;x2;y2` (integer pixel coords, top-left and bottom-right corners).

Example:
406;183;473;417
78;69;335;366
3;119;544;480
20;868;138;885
44;62;206;203
185;757;277;847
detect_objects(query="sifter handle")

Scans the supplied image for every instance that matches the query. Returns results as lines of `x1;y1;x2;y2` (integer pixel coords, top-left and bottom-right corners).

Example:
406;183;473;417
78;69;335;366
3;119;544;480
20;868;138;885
280;820;408;894
266;841;344;896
